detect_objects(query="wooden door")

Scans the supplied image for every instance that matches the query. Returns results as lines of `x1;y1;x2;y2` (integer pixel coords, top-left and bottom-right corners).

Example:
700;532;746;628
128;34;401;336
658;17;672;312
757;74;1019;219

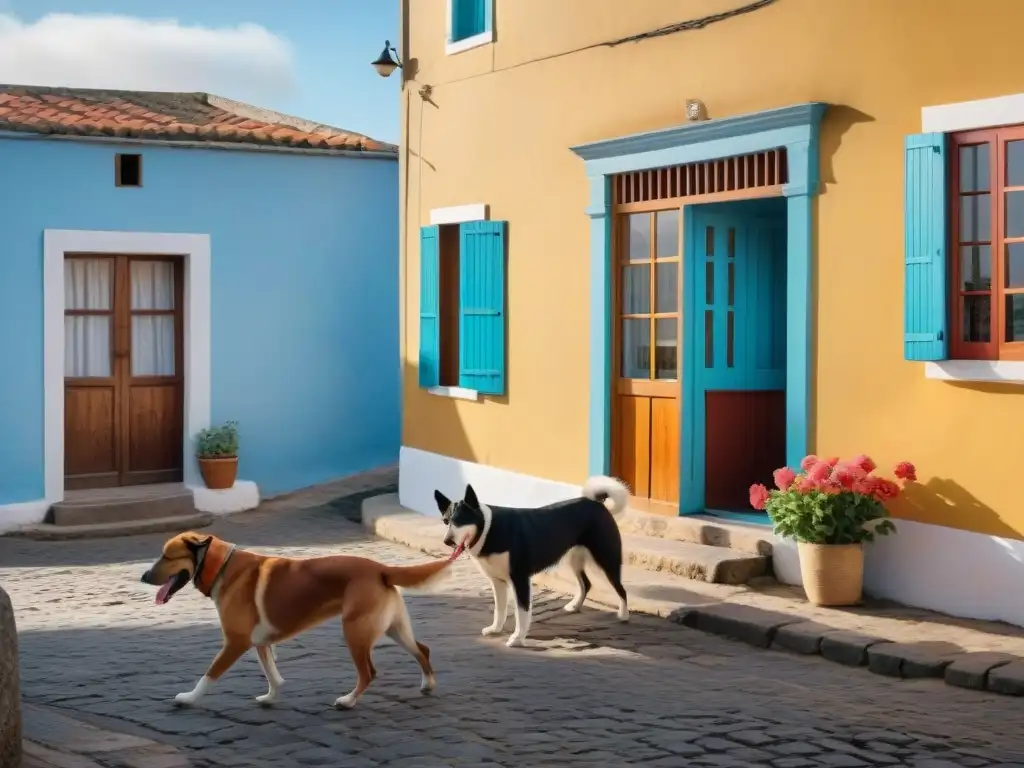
64;255;184;490
691;208;786;510
611;209;681;505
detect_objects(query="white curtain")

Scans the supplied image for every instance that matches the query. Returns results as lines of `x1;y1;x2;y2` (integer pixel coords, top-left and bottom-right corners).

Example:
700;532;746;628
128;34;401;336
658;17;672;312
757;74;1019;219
131;261;175;377
64;259;112;378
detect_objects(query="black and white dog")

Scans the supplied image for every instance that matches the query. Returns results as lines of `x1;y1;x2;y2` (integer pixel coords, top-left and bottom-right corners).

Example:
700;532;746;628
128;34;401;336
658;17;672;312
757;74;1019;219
434;476;630;647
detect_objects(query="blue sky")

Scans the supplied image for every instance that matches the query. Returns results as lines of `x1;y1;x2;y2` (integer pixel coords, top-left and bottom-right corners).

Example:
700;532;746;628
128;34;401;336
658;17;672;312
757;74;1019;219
0;0;402;143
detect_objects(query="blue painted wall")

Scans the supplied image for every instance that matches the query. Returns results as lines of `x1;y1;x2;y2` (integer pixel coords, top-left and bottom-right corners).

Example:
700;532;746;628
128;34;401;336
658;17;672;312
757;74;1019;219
0;136;400;503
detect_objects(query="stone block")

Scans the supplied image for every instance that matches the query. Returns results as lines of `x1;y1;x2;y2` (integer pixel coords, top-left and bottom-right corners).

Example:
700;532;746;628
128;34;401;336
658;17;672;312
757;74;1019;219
987;660;1024;696
772;621;831;655
866;641;964;679
0;585;22;768
674;603;802;648
944;652;1018;690
819;631;884;666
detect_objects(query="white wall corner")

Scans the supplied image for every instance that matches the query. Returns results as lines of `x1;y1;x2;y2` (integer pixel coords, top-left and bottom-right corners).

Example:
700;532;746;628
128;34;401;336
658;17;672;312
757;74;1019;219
429;203;489;225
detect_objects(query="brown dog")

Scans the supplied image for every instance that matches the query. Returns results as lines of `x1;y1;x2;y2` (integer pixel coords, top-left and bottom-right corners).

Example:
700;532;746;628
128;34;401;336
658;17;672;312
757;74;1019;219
140;531;460;709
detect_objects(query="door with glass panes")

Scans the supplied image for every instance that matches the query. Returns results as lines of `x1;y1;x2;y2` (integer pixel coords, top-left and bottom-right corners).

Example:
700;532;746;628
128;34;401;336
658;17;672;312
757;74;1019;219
63;255;184;490
611;209;681;506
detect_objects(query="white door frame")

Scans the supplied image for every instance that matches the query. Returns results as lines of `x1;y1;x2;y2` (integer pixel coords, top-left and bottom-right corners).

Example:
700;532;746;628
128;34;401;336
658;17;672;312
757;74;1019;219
43;229;212;504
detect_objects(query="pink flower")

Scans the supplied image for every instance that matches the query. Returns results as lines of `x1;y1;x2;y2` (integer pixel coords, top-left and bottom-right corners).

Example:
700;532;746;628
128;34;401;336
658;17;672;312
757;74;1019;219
806;461;832;486
749;483;770;510
796;477;817;494
853;454;877;474
824;456;840;467
800;455;819;471
820;482;842;495
874;478;901;502
773;467;797;491
894;461;917;482
832;466;855;491
853;477;878;497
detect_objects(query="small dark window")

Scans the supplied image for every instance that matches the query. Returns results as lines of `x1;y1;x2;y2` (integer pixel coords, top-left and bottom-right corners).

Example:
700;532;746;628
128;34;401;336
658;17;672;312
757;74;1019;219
115;154;142;187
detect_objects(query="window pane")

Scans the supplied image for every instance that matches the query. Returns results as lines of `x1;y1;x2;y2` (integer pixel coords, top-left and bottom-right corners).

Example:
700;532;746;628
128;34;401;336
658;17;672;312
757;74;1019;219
962;295;991;343
132;316;175;376
1008;140;1024;187
131;261;175;310
621;265;650;314
960;245;992;291
704;226;715;257
1006;191;1024;238
726;310;735;368
727;262;735;306
959;144;990;192
655;262;678;313
64;259;112;310
1006;243;1024;289
959;194;991;241
727;228;736;258
655;210;679;258
704;310;714;368
704;262;714;305
654;318;677;379
626;214;650;261
64;316;111;377
1007;294;1024;342
620;319;650;379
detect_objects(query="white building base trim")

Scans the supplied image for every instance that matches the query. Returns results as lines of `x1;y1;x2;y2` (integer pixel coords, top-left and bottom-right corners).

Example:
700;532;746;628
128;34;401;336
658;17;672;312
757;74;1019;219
0;501;51;533
190;480;260;515
772;520;1024;628
399;446;581;518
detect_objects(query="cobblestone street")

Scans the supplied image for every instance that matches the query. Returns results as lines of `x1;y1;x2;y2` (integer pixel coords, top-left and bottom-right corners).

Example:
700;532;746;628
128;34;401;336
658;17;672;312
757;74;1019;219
3;485;1024;767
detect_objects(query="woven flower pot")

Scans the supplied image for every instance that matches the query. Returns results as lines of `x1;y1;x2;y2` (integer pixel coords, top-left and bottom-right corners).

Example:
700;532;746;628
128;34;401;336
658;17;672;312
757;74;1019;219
198;457;238;490
797;542;864;606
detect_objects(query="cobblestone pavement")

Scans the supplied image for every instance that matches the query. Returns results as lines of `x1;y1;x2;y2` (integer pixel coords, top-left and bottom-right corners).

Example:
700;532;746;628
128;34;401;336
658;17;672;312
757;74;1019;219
3;478;1024;767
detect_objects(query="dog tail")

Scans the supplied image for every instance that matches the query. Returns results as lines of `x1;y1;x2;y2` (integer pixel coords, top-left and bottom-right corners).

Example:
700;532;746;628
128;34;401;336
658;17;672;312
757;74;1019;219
380;557;454;591
582;475;630;518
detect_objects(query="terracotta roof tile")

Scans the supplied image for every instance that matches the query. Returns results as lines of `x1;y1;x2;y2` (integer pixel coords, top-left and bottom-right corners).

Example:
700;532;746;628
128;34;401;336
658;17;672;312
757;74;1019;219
0;85;396;156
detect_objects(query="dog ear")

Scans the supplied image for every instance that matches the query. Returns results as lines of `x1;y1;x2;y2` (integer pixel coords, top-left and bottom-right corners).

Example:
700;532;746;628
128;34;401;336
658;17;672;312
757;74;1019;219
464;484;479;509
184;535;213;556
433;490;450;513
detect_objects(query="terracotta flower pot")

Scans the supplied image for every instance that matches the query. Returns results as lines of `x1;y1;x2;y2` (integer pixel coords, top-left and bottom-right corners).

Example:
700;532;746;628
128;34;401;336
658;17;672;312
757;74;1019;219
797;541;864;606
198;457;238;490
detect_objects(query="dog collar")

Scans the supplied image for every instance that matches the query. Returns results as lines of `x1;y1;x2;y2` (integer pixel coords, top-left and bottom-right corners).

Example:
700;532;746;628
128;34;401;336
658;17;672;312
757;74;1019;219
194;541;236;597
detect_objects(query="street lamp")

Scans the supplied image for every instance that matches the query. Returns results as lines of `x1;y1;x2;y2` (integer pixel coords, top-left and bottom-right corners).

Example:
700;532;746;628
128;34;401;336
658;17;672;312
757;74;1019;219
372;40;402;78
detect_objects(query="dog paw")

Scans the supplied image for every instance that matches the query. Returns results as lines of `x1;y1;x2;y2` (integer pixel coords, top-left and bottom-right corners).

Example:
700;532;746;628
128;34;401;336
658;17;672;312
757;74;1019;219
333;694;358;710
255;692;277;706
506;634;528;648
173;692;197;707
563;601;582;613
420;674;436;695
481;624;504;636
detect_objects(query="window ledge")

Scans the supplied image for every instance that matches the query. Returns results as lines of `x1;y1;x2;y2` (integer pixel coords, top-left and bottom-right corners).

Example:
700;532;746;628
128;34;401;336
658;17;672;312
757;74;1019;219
925;360;1024;384
446;30;493;56
427;385;480;401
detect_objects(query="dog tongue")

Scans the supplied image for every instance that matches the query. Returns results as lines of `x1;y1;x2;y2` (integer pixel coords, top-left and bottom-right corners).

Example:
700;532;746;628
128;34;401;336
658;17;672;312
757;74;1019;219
449;542;465;562
155;578;175;605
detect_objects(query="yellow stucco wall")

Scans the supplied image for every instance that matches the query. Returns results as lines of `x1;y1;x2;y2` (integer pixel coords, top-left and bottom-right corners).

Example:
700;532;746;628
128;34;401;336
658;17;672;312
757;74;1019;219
399;0;1024;539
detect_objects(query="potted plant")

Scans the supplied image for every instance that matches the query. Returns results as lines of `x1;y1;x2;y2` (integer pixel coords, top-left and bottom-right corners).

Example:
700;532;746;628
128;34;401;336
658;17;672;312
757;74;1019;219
195;421;240;490
749;454;916;606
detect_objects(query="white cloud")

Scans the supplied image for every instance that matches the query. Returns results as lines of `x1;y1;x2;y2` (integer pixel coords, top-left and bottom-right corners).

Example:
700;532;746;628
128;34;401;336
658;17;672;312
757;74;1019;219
0;13;298;102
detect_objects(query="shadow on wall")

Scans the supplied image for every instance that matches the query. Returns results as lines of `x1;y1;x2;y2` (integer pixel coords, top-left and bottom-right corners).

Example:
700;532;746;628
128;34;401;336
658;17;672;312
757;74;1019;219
817;104;876;194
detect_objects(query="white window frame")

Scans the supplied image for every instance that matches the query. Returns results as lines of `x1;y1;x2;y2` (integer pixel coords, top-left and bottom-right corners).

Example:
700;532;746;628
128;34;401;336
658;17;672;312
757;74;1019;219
446;0;494;56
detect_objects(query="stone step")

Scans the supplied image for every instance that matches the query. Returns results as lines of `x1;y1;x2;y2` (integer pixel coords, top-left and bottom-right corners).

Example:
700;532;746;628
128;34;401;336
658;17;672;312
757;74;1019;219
622;534;769;585
12;512;214;541
47;489;196;527
617;508;773;556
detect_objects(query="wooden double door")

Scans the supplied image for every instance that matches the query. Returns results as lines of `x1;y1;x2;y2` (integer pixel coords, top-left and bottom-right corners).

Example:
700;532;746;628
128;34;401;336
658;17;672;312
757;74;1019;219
64;254;185;490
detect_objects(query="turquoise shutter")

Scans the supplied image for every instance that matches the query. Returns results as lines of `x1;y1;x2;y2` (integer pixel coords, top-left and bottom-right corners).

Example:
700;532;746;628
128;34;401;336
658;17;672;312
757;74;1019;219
419;226;441;388
459;221;506;395
904;132;949;361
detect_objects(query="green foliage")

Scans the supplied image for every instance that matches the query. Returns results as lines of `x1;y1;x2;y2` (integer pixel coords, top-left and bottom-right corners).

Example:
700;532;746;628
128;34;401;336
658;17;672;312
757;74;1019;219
195;421;239;459
766;489;897;545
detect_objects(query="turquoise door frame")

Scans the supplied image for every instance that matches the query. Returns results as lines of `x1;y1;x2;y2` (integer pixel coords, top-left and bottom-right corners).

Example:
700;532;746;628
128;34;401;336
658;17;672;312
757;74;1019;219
683;201;787;514
570;102;828;512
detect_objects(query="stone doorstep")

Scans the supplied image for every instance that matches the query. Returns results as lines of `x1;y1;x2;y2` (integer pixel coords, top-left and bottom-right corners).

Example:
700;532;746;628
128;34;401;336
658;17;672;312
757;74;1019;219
10;512;214;541
48;490;196;527
617;508;773;556
360;493;1024;698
